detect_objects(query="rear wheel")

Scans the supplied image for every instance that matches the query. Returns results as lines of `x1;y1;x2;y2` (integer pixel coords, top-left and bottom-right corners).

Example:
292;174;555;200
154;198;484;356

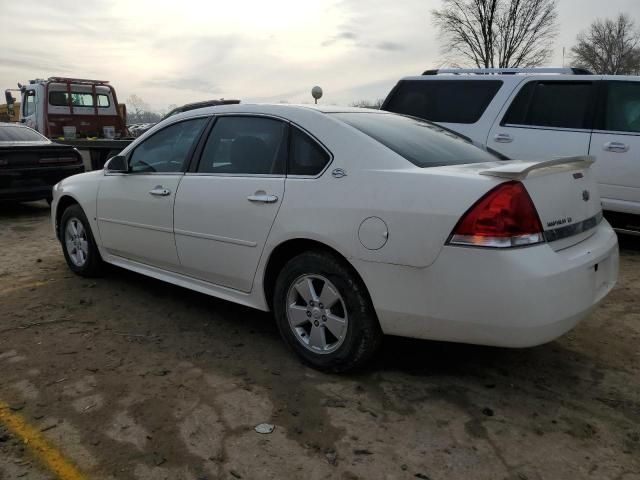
60;204;103;276
273;251;382;372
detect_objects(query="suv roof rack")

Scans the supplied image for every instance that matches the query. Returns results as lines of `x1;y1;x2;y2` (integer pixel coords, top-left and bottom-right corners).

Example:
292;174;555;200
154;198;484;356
422;67;593;76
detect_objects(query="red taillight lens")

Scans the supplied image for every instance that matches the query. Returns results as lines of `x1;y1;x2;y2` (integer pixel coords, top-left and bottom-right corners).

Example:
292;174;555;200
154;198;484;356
449;181;544;248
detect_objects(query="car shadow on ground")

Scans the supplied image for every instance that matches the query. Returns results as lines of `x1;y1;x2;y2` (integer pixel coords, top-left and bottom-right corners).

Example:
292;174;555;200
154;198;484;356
62;223;640;388
106;263;593;387
0;200;50;220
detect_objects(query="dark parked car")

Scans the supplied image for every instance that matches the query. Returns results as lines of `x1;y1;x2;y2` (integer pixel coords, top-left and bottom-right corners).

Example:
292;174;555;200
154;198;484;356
0;123;84;203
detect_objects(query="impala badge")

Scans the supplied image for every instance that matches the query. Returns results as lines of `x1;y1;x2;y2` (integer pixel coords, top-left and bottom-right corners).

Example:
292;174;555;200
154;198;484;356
582;190;590;202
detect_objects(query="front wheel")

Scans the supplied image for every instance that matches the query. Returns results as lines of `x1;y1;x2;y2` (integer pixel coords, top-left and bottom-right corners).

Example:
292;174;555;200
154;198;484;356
273;251;382;372
60;204;103;277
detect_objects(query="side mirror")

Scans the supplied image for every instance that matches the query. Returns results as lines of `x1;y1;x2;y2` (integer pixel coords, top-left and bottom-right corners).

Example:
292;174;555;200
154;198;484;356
105;155;128;173
4;90;15;106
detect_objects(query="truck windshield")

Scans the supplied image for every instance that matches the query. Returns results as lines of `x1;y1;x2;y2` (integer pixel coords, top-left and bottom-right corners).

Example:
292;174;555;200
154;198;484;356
332;112;497;167
0;125;47;142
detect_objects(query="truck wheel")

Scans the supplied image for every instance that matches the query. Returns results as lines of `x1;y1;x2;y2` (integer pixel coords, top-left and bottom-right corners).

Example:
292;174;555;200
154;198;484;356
273;251;382;372
60;204;103;276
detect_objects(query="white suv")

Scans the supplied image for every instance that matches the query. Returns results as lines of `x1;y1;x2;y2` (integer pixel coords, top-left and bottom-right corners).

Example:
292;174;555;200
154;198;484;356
382;68;640;231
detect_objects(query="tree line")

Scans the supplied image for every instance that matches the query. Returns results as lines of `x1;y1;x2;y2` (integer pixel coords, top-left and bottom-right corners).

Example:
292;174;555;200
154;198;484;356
128;4;640;118
432;0;640;74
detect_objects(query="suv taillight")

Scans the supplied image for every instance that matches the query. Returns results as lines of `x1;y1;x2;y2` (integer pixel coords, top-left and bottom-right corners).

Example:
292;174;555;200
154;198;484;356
448;181;544;248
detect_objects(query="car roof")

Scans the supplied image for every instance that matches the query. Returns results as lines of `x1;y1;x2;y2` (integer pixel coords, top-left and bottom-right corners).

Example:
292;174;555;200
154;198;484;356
0;122;51;143
167;103;387;122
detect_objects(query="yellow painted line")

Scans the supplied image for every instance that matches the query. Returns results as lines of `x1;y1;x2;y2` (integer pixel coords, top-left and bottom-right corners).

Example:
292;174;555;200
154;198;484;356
0;401;87;480
0;281;49;296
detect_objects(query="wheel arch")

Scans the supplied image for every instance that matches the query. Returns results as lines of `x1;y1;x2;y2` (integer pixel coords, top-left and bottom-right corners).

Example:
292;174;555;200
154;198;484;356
262;238;372;311
55;195;81;240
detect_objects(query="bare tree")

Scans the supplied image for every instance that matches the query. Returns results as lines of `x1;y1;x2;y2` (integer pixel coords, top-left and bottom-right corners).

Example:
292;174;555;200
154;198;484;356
571;14;640;75
350;99;385;109
126;94;161;124
432;0;558;68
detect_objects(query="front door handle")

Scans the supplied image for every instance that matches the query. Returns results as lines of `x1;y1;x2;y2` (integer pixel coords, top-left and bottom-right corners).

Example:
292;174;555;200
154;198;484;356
494;133;513;143
604;141;629;153
149;185;171;196
247;193;279;203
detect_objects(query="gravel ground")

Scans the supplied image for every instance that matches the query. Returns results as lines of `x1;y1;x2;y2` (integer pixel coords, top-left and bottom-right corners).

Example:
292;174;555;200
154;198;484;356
0;201;639;480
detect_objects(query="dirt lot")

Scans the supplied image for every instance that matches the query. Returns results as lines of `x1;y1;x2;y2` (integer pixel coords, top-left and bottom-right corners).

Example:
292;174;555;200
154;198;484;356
0;201;638;480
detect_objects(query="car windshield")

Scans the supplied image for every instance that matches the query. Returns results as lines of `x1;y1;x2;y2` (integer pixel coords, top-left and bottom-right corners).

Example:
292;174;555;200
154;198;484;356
0;125;47;142
332;112;497;167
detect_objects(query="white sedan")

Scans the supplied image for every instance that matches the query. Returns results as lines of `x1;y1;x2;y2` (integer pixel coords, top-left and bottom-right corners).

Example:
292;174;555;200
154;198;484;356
51;104;619;371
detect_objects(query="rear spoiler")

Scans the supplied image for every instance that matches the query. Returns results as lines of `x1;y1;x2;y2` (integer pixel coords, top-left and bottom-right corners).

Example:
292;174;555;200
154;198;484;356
479;156;595;180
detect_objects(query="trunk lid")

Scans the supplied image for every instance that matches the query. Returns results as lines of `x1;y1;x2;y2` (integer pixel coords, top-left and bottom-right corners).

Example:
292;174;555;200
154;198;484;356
479;157;602;250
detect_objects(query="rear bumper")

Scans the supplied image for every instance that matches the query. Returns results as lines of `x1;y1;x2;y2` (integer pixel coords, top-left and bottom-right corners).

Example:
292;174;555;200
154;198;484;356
357;221;619;347
0;165;84;201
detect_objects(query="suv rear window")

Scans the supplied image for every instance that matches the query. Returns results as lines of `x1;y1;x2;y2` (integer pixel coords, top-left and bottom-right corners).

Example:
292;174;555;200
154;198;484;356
383;80;502;124
0;125;47;142
333;112;497;168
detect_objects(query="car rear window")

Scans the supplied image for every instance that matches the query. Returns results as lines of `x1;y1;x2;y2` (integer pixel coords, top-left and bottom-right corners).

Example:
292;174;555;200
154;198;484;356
333;112;497;167
383;80;502;124
0;125;47;142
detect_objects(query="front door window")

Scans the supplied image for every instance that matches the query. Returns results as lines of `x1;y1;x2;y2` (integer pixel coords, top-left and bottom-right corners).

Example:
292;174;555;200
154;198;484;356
129;117;208;173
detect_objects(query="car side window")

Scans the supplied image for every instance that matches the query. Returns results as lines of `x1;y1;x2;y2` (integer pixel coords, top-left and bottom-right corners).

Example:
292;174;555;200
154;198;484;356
97;94;111;108
603;82;640;133
129;117;208;173
288;127;330;176
24;91;36;116
503;81;594;130
197;116;287;175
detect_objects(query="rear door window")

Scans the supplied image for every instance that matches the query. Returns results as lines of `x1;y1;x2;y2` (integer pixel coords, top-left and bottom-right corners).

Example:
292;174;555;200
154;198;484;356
333;112;497;167
503;81;595;130
197;116;288;175
383;80;503;124
288;127;330;176
601;81;640;133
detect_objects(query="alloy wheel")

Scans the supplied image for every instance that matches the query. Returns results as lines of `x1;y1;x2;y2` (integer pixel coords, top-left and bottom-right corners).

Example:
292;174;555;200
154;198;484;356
286;274;349;354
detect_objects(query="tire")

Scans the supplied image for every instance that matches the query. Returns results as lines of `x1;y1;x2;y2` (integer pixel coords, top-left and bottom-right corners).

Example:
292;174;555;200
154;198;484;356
273;250;382;372
59;204;103;277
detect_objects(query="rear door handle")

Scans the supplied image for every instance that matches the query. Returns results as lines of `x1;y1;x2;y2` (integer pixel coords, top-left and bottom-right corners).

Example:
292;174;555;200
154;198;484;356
247;194;279;203
604;141;629;153
494;133;513;143
149;186;171;196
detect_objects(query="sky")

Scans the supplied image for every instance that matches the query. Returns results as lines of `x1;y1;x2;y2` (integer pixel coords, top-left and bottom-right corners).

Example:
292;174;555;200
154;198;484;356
1;0;639;112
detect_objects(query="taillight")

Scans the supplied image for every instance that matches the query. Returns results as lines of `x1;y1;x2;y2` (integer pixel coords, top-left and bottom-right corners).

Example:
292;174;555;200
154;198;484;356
448;181;544;248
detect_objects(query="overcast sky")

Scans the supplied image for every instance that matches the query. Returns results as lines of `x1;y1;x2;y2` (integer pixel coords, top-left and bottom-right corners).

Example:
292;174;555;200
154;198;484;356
1;0;639;111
